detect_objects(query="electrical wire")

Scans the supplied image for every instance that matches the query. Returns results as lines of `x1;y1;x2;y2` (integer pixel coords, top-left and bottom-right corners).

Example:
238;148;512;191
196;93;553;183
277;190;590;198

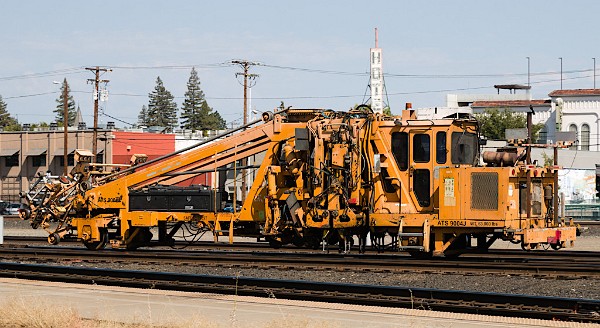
1;63;597;130
4;91;59;99
0;68;84;82
99;111;135;127
110;63;230;70
8;73;593;102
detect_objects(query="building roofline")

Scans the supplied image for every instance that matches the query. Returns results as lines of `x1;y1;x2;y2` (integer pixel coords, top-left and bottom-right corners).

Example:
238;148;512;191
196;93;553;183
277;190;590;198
471;99;550;108
548;89;600;97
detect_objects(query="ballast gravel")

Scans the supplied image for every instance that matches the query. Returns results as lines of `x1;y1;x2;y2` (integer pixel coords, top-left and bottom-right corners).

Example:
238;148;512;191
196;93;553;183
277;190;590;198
96;261;600;300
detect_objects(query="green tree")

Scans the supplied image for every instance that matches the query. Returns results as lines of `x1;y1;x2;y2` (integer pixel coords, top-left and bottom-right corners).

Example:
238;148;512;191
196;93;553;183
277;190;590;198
0;94;19;130
475;108;545;141
531;123;545;143
29;122;50;129
180;67;225;131
54;78;76;126
146;76;178;132
475;108;523;140
137;105;149;127
541;152;554;166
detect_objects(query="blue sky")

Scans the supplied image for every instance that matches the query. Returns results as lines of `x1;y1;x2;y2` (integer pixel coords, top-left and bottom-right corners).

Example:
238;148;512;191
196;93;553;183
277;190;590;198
1;0;599;128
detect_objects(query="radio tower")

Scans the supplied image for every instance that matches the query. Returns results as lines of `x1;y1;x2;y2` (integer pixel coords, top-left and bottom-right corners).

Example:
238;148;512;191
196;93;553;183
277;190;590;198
370;28;384;114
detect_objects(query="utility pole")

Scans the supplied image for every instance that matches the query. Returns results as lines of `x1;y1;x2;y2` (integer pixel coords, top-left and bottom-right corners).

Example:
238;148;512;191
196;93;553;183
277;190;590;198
86;66;111;156
594;57;596;89
526;57;530;87
231;60;259;204
558;57;563;90
62;83;68;176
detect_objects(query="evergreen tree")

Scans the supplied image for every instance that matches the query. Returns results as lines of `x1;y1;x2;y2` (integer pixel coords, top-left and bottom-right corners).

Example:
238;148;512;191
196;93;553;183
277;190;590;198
147;76;177;132
137;105;149;127
180;67;225;131
54;78;76;126
0;94;19;130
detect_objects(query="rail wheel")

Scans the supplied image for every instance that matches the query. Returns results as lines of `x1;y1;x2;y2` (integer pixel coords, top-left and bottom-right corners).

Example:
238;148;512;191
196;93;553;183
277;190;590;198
83;228;108;250
124;227;153;251
48;233;60;245
266;236;283;249
304;236;321;250
291;235;305;248
550;243;562;250
521;242;538;251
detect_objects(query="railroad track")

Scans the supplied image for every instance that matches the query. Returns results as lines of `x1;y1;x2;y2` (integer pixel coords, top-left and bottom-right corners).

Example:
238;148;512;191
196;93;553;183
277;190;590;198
0;261;598;323
1;244;599;279
3;234;599;258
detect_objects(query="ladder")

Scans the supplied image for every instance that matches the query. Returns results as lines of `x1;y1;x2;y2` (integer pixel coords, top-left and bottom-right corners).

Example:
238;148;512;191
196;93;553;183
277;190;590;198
397;219;429;252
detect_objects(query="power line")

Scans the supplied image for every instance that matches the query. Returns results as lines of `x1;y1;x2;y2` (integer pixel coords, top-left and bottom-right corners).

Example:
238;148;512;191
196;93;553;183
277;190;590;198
0;68;84;82
385;68;594;79
261;64;364;76
2;64;595;83
4;73;595;103
99;111;135;127
109;63;230;70
4;91;58;99
262;64;596;79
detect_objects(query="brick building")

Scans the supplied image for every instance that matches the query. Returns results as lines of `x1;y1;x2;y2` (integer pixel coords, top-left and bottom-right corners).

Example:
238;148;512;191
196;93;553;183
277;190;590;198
0;128;175;202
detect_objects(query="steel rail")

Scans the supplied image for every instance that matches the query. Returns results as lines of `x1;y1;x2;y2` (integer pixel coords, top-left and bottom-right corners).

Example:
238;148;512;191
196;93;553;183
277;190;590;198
1;245;599;279
0;262;598;323
4;235;600;259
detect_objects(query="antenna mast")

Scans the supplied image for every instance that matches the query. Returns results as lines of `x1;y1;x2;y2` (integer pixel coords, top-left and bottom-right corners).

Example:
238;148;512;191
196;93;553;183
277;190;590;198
370;28;384;114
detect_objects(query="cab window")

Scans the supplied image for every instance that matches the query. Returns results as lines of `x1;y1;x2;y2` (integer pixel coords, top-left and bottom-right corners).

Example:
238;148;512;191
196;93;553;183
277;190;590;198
413;134;430;163
392;132;409;171
436;131;446;164
451;132;478;165
413;169;431;207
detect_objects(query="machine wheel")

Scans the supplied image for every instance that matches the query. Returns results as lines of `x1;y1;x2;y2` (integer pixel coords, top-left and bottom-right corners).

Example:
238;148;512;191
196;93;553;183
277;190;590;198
48;233;60;245
267;237;283;249
550;243;562;250
325;232;340;246
124;227;153;251
521;242;538;251
83;229;109;250
304;236;321;250
291;235;305;248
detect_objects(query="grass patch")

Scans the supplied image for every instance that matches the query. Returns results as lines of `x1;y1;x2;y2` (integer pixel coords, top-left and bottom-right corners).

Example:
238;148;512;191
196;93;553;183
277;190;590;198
0;296;219;328
0;296;339;328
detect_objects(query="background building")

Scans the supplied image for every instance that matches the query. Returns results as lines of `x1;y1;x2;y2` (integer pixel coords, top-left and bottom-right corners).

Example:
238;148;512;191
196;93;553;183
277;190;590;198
0;127;175;202
549;89;600;151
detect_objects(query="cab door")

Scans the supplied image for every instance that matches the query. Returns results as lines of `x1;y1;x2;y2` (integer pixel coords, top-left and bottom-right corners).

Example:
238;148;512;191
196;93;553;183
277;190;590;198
410;131;433;211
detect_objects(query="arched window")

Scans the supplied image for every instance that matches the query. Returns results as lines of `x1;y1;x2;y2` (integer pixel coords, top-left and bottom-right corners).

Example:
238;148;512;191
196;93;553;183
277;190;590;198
581;124;590;151
569;124;578;150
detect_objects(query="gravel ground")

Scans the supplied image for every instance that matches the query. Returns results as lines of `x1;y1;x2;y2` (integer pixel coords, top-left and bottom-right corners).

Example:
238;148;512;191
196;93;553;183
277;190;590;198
3;217;600;300
100;262;600;300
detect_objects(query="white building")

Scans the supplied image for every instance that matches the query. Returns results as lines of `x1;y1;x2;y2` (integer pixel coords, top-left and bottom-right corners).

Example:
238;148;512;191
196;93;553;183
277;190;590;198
549;89;600;151
444;85;600;152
